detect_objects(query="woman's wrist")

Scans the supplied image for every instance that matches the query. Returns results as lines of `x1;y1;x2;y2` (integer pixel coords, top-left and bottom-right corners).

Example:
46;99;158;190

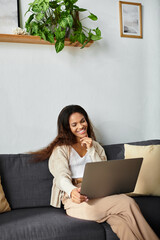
70;187;77;198
70;188;88;203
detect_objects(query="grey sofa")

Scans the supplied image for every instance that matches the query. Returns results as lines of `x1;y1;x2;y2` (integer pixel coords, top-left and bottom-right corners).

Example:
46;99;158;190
0;139;160;240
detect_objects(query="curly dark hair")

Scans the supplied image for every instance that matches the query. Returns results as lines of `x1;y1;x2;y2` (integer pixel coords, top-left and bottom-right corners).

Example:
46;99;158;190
31;105;96;161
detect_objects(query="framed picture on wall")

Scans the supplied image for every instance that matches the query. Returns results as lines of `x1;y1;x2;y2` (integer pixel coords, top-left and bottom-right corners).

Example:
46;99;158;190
0;0;20;34
119;1;142;38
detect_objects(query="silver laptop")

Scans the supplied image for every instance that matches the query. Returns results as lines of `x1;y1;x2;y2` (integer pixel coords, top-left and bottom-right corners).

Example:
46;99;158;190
80;158;143;199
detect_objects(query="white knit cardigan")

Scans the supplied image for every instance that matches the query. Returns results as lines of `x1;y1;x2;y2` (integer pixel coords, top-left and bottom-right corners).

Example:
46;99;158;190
48;140;107;208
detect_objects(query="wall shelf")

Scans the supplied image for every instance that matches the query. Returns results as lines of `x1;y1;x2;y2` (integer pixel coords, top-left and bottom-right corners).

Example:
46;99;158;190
0;34;93;47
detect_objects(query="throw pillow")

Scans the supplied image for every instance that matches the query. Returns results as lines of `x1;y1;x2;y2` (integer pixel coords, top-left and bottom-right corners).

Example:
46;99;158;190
0;177;11;213
124;144;160;196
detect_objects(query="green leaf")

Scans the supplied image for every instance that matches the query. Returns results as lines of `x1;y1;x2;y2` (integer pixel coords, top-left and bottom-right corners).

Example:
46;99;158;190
25;23;30;32
70;0;78;4
66;15;73;28
46;17;52;24
74;7;87;12
42;2;49;11
59;18;67;28
41;32;46;41
26;13;34;24
91;34;102;41
44;27;50;34
61;11;67;18
55;40;64;53
49;1;58;9
81;39;90;49
47;33;55;43
55;27;66;39
36;13;44;21
88;30;92;38
70;34;76;43
76;21;82;31
25;5;33;16
73;5;79;10
38;0;44;5
32;5;41;13
59;30;66;39
78;8;87;12
77;32;86;44
88;13;98;21
31;22;39;34
54;28;60;39
95;27;101;36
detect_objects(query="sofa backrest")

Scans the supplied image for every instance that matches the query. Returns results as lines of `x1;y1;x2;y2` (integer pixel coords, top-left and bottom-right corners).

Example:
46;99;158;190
103;139;160;160
0;154;53;209
0;139;160;209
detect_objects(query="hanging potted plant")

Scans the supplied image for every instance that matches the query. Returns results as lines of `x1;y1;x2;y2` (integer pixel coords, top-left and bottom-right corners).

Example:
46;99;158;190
25;0;102;53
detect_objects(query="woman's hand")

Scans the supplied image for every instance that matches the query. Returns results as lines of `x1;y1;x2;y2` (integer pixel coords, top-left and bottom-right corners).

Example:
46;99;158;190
71;188;88;204
80;137;93;149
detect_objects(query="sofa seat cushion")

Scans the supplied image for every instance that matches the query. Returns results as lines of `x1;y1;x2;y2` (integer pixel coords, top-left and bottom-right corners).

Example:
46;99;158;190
101;223;119;240
133;196;160;237
0;207;106;240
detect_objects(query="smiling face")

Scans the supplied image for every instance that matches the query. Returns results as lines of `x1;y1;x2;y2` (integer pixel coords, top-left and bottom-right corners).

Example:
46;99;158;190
69;112;88;141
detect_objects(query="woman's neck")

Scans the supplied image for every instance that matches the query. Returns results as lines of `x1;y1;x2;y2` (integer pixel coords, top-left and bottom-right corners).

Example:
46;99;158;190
71;141;87;157
72;139;86;150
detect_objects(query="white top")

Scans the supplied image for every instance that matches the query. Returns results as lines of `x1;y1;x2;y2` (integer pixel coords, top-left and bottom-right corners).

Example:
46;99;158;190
69;147;92;178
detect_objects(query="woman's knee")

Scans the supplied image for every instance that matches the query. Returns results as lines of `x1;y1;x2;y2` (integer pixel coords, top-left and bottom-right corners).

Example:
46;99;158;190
81;201;107;221
124;195;137;205
66;201;101;221
121;195;140;212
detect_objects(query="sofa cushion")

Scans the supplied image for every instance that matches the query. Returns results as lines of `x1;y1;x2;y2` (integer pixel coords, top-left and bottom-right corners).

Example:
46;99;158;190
124;144;160;196
133;196;160;237
0;154;53;209
0;207;106;240
0;177;11;213
101;222;119;240
103;139;160;160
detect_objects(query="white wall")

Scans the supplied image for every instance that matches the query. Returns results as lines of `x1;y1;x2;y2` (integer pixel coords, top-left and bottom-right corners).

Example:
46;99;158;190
0;0;160;153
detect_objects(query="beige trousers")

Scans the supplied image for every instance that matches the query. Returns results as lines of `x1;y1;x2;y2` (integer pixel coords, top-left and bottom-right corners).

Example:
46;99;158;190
63;193;159;240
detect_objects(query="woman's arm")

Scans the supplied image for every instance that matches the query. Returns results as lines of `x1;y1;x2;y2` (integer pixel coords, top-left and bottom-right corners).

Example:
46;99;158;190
48;146;76;197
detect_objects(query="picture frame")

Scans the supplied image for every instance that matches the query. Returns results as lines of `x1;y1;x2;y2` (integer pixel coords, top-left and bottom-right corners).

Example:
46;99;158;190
0;0;20;34
119;1;142;39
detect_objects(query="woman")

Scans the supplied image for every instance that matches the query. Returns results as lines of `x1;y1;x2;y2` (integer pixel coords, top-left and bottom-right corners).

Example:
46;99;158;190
34;105;158;240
